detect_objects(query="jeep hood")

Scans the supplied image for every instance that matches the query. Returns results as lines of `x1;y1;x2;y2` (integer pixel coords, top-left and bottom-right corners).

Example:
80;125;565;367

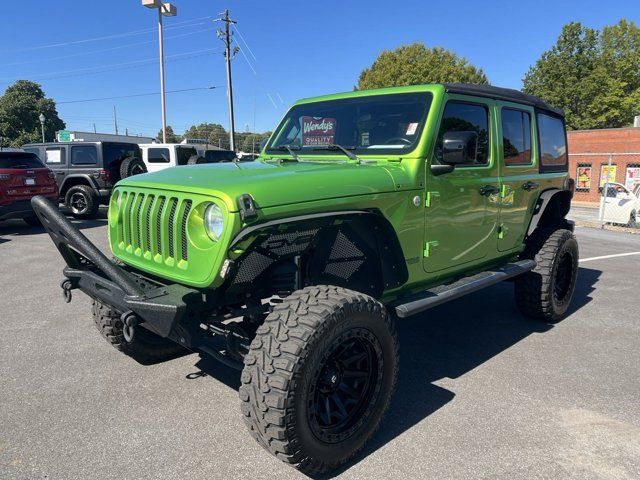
117;160;405;211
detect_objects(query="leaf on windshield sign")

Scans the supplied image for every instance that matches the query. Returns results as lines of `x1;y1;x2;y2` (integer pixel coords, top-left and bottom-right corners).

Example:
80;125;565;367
301;116;336;146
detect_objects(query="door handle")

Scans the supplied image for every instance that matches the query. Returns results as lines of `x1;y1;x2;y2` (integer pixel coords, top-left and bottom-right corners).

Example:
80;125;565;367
479;185;500;196
522;181;539;191
55;171;65;175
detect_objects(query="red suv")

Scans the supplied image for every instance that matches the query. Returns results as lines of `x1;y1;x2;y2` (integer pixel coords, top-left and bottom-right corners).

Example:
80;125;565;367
0;151;58;226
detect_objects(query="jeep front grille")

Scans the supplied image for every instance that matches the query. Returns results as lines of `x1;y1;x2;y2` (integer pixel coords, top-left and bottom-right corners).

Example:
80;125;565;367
114;190;192;264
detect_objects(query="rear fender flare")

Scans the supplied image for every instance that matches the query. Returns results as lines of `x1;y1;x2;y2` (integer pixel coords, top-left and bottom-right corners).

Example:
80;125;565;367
527;188;573;237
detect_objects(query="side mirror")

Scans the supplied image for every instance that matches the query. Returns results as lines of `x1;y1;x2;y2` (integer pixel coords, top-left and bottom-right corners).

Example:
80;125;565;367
442;131;478;165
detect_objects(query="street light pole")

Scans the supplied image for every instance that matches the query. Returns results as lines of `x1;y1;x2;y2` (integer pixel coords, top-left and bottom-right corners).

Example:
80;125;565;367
39;113;45;142
142;1;177;144
157;7;167;143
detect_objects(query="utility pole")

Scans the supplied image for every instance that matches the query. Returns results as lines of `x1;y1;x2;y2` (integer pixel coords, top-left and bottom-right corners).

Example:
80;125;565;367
113;105;118;135
216;10;238;151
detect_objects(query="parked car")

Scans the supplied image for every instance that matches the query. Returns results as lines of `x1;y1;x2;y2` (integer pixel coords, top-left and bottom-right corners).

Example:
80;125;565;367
33;83;578;475
140;143;237;173
0;151;58;225
22;141;146;218
600;181;640;226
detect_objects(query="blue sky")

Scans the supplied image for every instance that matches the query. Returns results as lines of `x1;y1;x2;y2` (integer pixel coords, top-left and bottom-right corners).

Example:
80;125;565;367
0;0;637;138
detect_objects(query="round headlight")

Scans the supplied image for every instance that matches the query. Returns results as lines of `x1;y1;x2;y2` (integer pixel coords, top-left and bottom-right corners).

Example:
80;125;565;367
204;203;224;241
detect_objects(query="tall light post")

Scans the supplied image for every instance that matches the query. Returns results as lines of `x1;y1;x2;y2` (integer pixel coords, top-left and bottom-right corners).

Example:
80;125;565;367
142;0;177;144
38;113;45;142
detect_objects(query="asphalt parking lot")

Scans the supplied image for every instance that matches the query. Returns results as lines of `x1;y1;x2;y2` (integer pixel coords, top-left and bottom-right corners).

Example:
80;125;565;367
1;215;639;480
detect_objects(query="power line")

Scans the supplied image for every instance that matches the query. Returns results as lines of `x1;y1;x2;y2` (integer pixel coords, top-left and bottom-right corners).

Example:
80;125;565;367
58;86;219;104
0;48;221;83
233;25;257;62
2;28;216;67
0;16;213;54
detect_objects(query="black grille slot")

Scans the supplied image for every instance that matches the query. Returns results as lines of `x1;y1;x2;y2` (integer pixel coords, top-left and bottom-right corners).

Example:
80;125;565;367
124;192;133;247
145;195;154;251
155;197;166;256
180;201;192;261
167;198;177;259
135;193;144;249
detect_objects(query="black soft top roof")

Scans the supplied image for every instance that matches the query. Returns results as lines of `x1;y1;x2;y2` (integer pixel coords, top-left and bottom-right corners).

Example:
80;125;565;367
444;83;563;117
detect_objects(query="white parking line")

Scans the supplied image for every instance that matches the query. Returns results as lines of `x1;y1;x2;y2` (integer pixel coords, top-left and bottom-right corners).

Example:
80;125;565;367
580;252;640;263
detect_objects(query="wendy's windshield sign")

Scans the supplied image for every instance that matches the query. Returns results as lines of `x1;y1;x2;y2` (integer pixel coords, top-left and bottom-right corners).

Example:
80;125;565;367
301;117;336;146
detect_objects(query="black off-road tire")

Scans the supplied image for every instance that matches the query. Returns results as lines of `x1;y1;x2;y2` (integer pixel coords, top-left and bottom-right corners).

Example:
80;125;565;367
239;285;398;475
119;157;147;179
65;184;99;219
91;299;184;360
23;215;41;226
515;228;579;322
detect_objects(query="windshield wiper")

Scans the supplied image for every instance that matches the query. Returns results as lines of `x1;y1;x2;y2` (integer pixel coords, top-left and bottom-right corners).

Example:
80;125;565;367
312;144;361;163
273;145;301;162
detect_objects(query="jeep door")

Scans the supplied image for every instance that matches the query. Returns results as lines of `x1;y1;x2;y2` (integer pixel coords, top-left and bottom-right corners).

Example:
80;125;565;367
423;96;500;273
496;103;539;252
44;145;68;189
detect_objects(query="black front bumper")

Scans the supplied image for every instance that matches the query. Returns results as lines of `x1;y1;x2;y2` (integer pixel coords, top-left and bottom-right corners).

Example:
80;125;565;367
31;196;205;344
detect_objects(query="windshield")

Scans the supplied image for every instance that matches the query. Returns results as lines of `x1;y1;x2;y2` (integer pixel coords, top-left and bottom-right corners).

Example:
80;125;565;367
0;152;45;169
266;92;432;156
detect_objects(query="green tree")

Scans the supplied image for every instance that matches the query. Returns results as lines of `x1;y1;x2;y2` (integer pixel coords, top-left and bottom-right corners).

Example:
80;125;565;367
523;20;640;130
238;132;271;153
356;43;488;90
183;123;229;149
0;80;65;147
157;125;182;143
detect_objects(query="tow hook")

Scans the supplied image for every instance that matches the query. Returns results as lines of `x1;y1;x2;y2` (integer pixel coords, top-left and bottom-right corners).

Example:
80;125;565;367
61;280;74;303
121;311;139;342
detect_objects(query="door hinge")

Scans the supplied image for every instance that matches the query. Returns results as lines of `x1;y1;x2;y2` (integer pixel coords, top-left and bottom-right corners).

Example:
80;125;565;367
423;240;439;257
500;184;508;198
425;191;440;207
497;223;508;239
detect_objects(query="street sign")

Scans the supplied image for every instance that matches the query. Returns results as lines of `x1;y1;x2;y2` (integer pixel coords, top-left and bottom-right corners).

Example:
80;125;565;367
57;130;71;142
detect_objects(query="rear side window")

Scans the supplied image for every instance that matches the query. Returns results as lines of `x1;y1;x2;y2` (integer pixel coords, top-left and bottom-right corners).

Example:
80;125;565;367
71;145;98;165
23;147;41;159
147;148;170;163
435;101;490;165
501;108;532;165
0;153;44;169
176;147;197;166
204;150;236;163
45;147;65;165
537;113;567;171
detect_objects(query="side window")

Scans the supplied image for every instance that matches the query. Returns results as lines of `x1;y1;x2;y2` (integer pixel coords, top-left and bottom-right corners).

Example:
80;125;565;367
148;148;170;163
501;108;532;165
435;101;490;165
177;147;197;166
537;113;567;170
45;147;65;165
71;145;98;166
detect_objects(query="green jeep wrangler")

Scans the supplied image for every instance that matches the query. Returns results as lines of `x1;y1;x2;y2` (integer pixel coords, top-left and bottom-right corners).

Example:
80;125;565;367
33;83;578;474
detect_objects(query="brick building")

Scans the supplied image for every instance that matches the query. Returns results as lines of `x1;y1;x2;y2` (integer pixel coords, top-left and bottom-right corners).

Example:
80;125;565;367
568;127;640;205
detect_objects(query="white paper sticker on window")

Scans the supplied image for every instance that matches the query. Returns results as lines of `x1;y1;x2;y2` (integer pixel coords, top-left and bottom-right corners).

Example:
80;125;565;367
406;122;418;135
46;150;61;163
